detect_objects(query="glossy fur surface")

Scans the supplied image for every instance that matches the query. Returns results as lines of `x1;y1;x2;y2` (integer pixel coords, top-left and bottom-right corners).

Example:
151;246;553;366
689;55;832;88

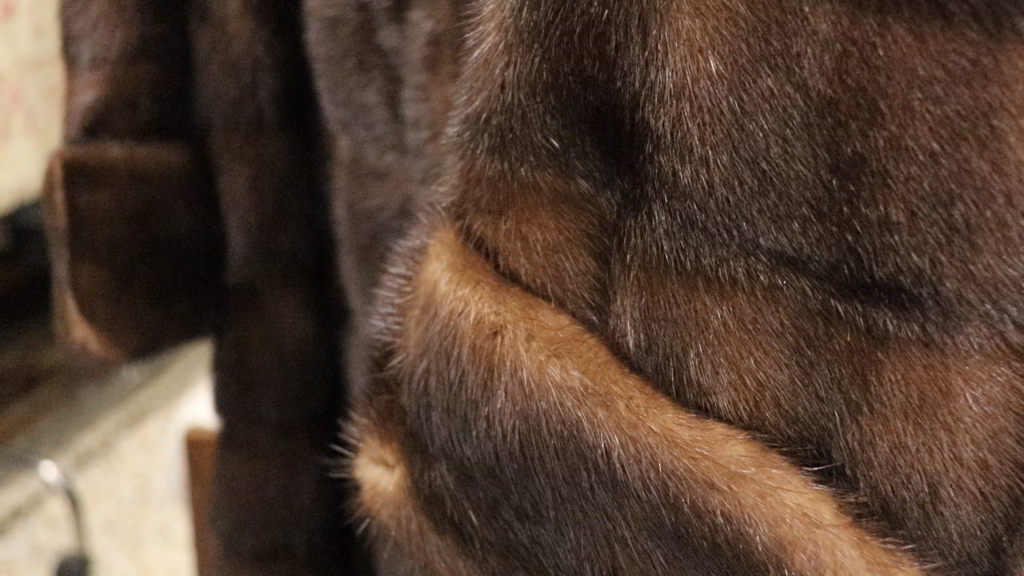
350;1;1024;575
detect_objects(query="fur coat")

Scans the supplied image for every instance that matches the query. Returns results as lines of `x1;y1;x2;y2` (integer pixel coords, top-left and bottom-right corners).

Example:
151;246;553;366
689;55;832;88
48;1;1024;575
347;2;1024;575
48;0;381;573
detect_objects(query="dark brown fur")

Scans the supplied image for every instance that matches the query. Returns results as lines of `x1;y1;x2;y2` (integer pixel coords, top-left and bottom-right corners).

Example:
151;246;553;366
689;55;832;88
53;1;369;573
50;0;222;360
303;0;466;397
302;3;466;571
350;1;1024;575
187;1;366;574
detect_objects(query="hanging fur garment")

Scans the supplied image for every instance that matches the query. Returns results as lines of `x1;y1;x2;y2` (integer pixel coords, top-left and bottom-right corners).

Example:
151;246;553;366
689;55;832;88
349;2;1024;575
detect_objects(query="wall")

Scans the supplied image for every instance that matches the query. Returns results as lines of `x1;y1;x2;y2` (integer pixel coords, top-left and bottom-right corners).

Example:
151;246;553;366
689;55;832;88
0;0;64;216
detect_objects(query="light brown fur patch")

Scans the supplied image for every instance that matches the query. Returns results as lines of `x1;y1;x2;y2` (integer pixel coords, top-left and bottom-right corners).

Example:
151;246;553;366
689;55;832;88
356;223;925;575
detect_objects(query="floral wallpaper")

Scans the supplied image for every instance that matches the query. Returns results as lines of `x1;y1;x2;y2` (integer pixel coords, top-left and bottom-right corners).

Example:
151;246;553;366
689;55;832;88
0;0;64;216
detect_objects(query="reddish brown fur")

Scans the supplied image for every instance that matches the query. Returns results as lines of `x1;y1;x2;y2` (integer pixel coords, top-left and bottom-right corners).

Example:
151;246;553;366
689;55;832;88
345;1;1024;575
357;225;927;575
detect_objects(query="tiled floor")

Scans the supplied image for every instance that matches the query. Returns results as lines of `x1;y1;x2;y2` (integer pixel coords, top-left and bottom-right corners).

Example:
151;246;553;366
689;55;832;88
0;340;216;576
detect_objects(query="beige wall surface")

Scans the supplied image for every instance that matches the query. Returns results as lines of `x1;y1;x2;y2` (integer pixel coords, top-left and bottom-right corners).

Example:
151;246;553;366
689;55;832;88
0;0;64;216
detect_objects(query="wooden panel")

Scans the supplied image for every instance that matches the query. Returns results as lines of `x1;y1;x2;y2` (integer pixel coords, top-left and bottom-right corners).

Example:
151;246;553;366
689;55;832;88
187;427;222;576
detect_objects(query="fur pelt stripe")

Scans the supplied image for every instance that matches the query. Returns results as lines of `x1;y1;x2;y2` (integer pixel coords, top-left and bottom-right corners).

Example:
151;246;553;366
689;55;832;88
355;223;926;576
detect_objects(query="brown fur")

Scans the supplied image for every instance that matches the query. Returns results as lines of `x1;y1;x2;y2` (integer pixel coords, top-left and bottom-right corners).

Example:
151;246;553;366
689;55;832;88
44;143;221;360
359;224;927;574
187;1;367;573
50;0;222;360
350;1;1024;575
303;0;466;397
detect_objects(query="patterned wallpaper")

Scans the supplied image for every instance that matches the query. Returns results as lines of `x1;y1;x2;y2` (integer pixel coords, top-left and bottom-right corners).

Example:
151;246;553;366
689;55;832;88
0;0;64;216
